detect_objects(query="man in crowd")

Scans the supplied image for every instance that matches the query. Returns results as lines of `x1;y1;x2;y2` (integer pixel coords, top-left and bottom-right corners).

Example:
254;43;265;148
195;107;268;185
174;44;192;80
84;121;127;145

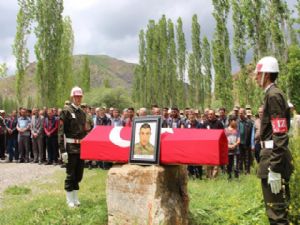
59;86;87;208
161;107;170;128
134;123;154;156
5;110;18;162
31;107;44;164
123;107;134;127
17;108;31;163
203;109;224;179
238;108;254;174
0;110;7;160
110;108;123;127
169;107;183;128
255;56;294;224
95;107;111;126
44;108;59;165
254;106;263;163
184;109;204;179
219;107;228;128
139;107;147;117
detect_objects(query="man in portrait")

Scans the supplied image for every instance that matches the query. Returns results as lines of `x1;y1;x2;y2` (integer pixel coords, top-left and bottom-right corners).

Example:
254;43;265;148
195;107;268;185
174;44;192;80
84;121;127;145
134;123;155;155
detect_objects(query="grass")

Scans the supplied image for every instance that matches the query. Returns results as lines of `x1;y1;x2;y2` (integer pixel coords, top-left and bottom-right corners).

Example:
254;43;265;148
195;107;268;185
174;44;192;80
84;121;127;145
0;168;269;225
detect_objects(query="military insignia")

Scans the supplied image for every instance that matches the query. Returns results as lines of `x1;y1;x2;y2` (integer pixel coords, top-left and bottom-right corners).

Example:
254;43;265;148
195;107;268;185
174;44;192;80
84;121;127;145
271;118;288;133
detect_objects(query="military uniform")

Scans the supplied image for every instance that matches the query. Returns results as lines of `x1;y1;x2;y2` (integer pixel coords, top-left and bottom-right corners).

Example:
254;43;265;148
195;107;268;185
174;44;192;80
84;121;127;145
59;104;87;192
258;84;294;224
134;142;155;155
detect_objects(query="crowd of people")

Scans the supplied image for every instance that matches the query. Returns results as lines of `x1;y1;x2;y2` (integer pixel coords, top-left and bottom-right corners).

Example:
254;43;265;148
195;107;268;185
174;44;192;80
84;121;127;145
0;101;285;180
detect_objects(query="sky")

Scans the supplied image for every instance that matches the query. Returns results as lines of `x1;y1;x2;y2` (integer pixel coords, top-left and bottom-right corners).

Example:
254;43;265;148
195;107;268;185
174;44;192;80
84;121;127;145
0;0;297;75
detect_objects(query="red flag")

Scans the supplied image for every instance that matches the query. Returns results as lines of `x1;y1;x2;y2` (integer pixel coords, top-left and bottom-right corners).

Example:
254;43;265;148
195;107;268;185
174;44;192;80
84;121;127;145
81;126;228;165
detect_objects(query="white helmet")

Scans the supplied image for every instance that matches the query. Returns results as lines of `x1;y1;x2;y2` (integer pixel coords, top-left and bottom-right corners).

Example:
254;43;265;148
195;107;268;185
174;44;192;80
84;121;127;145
255;56;279;74
70;86;83;97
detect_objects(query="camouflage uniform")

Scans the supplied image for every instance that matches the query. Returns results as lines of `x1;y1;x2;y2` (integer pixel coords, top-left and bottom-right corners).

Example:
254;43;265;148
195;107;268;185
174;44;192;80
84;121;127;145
134;142;155;155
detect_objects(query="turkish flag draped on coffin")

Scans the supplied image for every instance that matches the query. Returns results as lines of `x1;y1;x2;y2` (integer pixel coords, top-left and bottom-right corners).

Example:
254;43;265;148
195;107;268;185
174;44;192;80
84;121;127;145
81;126;228;165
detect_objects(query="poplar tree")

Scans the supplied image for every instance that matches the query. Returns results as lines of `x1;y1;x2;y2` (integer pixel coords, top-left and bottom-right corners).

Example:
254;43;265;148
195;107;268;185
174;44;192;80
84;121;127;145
188;53;196;107
166;19;177;107
35;0;63;106
212;0;233;110
13;0;34;105
145;20;156;106
176;17;186;108
242;0;269;61
57;16;74;106
232;0;248;106
158;15;168;106
191;14;203;109
81;56;91;93
202;36;212;108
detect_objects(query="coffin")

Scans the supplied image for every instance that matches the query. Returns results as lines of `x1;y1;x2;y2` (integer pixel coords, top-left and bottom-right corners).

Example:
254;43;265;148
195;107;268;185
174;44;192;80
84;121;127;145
81;126;228;165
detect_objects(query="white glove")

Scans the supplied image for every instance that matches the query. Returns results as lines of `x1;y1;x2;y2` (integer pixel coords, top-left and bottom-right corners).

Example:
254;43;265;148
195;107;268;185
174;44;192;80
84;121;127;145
62;152;68;164
268;169;282;194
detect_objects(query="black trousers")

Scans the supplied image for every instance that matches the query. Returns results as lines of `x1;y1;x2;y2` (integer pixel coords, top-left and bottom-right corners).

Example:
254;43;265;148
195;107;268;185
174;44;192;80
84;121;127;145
261;179;290;225
65;153;84;192
239;144;251;174
0;134;5;158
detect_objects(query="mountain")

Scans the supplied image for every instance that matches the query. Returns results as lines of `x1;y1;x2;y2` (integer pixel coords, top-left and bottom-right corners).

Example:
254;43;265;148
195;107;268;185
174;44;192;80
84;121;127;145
0;54;136;100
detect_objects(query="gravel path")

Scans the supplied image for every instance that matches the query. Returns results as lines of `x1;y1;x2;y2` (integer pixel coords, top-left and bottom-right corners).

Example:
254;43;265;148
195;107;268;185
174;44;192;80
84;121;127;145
0;162;63;196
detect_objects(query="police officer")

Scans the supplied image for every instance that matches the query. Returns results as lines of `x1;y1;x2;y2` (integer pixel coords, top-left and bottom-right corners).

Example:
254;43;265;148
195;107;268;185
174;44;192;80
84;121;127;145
255;56;294;224
59;86;87;208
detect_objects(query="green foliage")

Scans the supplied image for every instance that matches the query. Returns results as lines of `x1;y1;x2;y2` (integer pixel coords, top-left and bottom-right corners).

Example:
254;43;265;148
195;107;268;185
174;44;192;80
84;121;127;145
26;96;34;109
191;14;204;110
5;186;31;195
1;97;18;113
0;167;278;225
34;0;64;107
176;17;186;108
0;170;107;225
84;87;133;110
212;0;233;110
287;45;300;113
57;16;74;107
0;63;8;78
202;36;212;108
189;175;268;225
13;0;34;105
289;132;300;224
81;56;91;92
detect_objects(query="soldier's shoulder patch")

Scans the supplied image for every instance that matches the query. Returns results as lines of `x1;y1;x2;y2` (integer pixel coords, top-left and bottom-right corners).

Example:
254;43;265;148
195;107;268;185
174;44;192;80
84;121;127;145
271;118;288;133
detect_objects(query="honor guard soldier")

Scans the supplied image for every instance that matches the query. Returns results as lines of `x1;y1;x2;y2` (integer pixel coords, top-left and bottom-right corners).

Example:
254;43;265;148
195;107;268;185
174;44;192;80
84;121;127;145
59;86;87;208
255;56;294;224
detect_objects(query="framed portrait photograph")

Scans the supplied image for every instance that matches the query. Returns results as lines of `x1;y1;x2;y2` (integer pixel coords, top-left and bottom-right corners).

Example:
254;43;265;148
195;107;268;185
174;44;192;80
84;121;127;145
129;116;161;165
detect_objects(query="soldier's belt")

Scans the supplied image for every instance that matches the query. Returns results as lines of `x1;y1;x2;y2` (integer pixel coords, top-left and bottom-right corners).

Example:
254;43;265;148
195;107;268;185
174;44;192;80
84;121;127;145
260;140;274;149
65;138;81;144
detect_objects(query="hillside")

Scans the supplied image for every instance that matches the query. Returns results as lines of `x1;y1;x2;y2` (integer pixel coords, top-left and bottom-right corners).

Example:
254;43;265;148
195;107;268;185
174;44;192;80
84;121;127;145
0;55;136;99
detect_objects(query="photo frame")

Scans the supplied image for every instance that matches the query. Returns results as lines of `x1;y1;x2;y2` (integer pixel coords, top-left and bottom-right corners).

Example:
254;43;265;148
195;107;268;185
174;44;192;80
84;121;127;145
129;116;161;165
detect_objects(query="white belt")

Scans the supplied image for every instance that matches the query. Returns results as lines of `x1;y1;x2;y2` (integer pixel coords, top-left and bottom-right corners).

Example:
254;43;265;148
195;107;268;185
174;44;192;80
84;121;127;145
65;138;81;144
260;140;274;149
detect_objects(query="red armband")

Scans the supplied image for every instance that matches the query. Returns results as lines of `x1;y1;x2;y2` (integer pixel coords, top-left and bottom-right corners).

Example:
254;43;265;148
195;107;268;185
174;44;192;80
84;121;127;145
271;118;288;134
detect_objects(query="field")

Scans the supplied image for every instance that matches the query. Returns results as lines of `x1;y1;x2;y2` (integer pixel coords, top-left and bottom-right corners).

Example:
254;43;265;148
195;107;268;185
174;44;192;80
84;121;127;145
0;167;270;225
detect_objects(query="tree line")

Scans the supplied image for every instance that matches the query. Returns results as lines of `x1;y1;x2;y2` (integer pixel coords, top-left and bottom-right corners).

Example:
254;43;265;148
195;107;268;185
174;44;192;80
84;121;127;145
13;0;90;108
133;0;300;112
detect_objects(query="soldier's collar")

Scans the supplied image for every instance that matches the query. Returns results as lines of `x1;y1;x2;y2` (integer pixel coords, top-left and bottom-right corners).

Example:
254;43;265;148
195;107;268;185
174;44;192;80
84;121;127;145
71;103;80;110
264;83;275;93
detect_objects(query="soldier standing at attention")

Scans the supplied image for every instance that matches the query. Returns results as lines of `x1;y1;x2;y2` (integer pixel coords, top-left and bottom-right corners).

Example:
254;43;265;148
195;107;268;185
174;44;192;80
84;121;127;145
255;56;294;224
59;86;87;208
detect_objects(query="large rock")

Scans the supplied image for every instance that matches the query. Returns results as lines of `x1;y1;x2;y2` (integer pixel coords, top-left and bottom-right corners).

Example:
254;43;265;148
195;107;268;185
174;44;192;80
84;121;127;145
106;164;189;225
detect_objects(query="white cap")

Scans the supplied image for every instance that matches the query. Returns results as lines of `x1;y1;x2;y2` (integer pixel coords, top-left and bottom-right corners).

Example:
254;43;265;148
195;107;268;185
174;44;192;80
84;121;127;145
70;86;83;97
255;56;279;74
